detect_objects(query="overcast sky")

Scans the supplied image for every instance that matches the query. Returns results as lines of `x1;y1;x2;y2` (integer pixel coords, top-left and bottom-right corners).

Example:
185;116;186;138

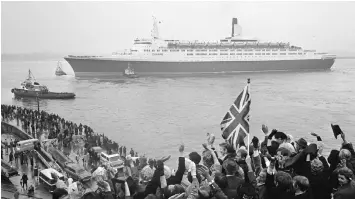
2;1;355;55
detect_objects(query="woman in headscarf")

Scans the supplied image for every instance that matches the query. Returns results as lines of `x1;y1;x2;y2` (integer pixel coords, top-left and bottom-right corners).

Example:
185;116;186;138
333;167;355;199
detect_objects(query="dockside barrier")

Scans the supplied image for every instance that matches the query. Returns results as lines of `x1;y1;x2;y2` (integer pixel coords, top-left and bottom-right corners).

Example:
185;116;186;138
1;122;60;170
34;150;50;169
1;122;33;140
37;148;63;172
38;148;55;162
47;146;73;169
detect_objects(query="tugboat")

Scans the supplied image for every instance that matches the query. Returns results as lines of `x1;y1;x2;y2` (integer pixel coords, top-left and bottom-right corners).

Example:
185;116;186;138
123;63;139;78
11;69;75;99
55;61;67;76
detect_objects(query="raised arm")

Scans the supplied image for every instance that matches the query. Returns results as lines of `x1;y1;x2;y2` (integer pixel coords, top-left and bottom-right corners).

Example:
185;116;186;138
246;156;257;188
176;144;187;181
198;165;228;199
144;160;164;196
186;164;199;199
310;132;322;141
260;124;269;150
202;143;222;173
167;144;186;185
340;132;355;156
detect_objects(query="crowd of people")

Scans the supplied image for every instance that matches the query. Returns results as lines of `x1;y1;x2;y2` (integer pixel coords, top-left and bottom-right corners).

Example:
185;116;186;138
1;104;143;198
1;104;140;160
67;125;355;199
2;104;355;199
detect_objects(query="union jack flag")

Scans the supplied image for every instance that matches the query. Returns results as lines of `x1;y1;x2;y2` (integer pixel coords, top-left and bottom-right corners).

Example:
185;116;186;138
220;82;251;150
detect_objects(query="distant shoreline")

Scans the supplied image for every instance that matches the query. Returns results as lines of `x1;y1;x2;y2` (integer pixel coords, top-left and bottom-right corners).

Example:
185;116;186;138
1;53;107;62
1;54;66;62
336;57;355;59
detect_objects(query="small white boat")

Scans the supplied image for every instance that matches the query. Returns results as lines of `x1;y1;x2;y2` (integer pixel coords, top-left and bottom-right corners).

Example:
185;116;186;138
123;63;139;78
55;61;67;76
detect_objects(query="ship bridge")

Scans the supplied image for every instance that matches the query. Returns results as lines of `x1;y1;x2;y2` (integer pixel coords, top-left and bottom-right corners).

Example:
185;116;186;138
220;37;258;43
134;38;153;45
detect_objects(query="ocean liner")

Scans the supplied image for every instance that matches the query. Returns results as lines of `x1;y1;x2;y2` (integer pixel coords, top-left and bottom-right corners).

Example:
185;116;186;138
64;17;336;77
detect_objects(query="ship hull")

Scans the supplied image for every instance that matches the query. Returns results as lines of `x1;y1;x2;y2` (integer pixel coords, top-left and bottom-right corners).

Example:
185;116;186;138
55;71;67;76
64;58;335;77
11;89;75;99
123;73;139;78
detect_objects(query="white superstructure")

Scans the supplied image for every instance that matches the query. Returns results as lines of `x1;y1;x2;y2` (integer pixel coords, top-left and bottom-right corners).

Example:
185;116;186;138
99;17;336;62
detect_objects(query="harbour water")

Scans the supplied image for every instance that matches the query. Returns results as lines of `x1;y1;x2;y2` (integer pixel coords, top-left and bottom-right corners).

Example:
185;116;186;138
1;59;355;167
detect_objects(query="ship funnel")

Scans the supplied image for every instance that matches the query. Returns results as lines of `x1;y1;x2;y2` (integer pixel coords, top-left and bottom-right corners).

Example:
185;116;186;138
151;16;160;39
231;18;242;37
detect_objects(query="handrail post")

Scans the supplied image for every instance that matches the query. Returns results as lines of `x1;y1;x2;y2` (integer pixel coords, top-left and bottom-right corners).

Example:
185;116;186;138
36;93;40;112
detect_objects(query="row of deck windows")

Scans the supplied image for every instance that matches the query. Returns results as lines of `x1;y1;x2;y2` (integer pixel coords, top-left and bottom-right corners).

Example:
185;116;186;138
146;49;303;53
181;53;305;56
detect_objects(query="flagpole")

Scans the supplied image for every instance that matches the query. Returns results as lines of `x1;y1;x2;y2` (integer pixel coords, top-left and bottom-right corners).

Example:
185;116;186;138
247;78;250;155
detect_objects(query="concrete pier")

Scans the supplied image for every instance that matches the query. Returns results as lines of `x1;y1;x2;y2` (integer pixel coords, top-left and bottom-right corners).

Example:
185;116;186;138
1;141;51;198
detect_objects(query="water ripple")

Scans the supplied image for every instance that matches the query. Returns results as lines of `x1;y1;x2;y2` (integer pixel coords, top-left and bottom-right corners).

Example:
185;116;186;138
2;59;355;167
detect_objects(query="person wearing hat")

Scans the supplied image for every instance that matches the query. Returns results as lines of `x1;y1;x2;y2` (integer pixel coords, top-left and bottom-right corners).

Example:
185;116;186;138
273;131;288;145
295;138;308;153
266;131;287;155
260;126;282;157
